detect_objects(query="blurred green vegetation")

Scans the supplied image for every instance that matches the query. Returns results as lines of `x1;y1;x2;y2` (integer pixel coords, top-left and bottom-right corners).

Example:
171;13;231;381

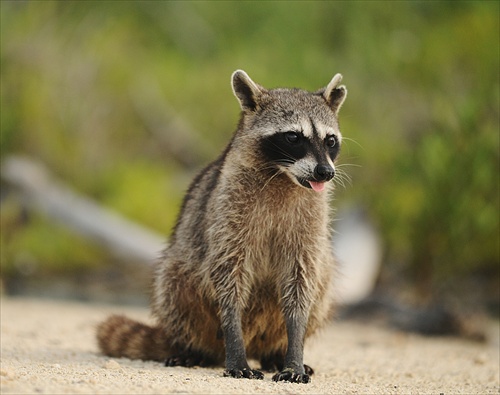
1;1;498;298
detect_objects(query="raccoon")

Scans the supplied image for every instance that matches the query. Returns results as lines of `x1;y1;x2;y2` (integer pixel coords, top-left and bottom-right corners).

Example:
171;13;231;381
97;70;347;383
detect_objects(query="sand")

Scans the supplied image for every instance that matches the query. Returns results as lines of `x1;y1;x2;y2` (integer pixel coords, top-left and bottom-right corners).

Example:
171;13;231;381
1;296;498;394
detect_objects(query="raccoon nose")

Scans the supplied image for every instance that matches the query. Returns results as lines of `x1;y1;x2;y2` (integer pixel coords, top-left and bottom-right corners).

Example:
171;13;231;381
314;164;335;182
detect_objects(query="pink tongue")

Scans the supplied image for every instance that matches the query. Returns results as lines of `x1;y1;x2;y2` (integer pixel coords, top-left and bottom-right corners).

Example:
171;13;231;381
309;181;325;192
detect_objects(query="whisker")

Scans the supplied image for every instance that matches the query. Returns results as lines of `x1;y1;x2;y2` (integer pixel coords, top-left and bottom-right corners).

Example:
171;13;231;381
336;163;361;169
259;168;283;193
333;168;352;189
267;141;297;163
341;137;364;151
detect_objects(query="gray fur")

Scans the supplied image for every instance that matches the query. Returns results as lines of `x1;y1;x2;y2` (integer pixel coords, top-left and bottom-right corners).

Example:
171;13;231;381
96;70;348;384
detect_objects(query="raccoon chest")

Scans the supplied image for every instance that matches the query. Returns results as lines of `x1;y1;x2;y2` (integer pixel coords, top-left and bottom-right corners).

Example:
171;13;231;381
241;206;307;274
211;177;324;273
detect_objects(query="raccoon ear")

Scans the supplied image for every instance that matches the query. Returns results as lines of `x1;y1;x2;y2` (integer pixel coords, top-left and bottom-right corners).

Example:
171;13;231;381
321;73;347;115
231;70;264;112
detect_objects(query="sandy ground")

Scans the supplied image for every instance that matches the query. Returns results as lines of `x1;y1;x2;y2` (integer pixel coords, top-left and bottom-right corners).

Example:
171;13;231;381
0;296;498;395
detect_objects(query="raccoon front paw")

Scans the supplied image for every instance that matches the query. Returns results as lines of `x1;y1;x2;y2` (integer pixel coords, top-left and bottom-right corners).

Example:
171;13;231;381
223;368;264;380
272;368;310;384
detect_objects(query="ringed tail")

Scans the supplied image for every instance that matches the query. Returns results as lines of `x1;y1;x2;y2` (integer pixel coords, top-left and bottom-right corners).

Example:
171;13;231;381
96;315;168;361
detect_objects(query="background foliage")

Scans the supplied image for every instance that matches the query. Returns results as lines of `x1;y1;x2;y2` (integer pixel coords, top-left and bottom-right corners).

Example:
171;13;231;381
1;1;498;301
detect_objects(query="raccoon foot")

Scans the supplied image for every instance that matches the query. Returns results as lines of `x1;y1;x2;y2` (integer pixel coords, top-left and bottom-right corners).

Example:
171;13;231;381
261;355;313;376
272;368;310;384
223;368;264;380
260;353;284;372
165;351;213;368
304;364;314;375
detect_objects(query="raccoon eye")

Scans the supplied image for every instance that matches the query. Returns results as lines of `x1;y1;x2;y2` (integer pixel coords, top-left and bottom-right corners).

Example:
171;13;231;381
284;131;300;144
326;135;337;148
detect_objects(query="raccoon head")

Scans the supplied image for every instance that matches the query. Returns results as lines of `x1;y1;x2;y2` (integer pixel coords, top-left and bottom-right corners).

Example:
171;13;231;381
231;70;347;192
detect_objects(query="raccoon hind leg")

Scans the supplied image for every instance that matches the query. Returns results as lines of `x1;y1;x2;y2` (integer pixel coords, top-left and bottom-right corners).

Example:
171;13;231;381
165;349;217;368
260;351;284;372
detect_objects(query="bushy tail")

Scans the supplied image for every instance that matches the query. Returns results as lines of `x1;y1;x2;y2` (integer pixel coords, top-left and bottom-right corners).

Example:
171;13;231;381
96;315;169;361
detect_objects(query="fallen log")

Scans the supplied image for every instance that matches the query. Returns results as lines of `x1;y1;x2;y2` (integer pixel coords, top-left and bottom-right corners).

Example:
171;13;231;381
1;155;165;264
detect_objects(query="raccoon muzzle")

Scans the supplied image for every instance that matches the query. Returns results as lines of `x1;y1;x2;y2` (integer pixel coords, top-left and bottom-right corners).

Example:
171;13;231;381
313;164;335;182
96;315;169;361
